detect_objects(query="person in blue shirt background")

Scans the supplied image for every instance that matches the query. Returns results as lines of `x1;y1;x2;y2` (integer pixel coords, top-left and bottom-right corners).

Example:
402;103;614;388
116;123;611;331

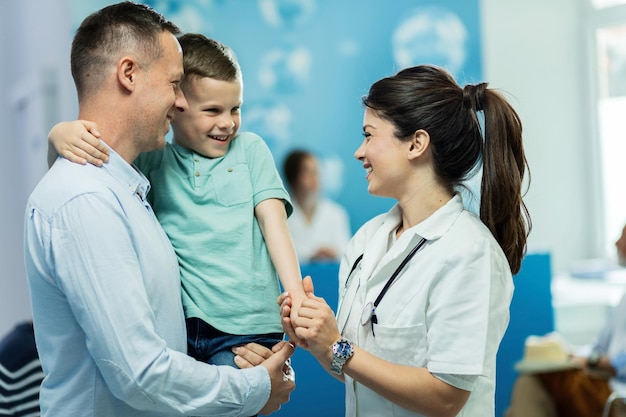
506;224;626;417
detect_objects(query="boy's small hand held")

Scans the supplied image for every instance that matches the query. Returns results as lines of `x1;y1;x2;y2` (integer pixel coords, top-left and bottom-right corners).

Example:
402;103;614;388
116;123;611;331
49;120;109;166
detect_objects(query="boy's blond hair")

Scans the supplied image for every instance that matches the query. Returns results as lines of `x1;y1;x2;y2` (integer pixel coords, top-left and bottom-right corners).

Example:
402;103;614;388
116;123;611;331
179;33;242;87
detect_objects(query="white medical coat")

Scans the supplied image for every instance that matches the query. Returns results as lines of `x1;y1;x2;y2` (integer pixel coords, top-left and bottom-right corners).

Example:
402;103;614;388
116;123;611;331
336;195;514;417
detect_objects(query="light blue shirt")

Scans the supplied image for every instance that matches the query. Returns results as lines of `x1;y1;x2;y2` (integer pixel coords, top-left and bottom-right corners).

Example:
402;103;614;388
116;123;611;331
24;146;269;417
593;290;626;392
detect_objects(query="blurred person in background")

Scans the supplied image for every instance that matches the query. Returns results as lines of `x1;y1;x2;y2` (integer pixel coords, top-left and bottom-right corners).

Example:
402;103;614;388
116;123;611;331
505;224;626;417
0;321;43;417
283;149;351;264
616;224;626;267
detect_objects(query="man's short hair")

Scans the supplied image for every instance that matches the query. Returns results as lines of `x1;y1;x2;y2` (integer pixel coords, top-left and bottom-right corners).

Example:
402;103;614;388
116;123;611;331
70;1;180;99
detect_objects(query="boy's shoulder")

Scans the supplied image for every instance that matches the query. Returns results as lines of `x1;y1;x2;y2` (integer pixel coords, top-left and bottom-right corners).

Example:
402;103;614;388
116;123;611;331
233;131;265;145
231;131;272;155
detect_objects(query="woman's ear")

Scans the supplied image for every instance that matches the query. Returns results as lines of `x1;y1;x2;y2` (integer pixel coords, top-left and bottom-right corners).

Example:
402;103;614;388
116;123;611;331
407;129;430;160
117;57;138;92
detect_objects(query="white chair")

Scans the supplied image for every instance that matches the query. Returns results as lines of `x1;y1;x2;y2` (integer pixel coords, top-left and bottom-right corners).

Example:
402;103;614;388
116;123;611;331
603;391;626;417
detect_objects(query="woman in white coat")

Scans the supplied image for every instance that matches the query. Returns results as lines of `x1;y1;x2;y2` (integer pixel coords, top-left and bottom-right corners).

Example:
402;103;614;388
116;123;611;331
239;65;531;417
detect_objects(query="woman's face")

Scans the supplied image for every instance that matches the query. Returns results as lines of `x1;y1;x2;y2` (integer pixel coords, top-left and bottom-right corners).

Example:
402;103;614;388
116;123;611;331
355;108;411;199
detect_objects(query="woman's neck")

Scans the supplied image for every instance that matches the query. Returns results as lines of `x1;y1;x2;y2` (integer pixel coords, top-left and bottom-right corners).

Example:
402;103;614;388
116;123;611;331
396;187;453;238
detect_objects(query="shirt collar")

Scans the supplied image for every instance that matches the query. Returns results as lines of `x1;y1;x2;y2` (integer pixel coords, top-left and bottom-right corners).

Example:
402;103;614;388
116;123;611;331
100;141;151;201
383;194;465;242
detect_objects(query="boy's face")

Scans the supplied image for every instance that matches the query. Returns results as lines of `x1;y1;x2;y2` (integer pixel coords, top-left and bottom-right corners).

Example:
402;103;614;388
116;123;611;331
172;76;242;158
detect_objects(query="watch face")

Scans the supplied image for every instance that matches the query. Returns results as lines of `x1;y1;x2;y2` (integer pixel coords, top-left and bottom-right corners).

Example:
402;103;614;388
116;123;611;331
333;341;353;358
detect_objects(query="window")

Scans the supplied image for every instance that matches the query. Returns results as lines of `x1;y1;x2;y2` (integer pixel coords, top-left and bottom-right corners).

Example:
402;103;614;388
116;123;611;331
586;1;626;257
593;0;626;9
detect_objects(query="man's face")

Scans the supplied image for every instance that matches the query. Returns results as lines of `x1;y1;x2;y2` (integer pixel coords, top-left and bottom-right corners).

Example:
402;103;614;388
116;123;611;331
135;32;186;152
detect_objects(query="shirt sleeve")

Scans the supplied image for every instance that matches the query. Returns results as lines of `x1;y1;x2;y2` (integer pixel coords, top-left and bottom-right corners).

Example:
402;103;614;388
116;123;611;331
39;192;270;416
426;236;512;376
242;133;293;216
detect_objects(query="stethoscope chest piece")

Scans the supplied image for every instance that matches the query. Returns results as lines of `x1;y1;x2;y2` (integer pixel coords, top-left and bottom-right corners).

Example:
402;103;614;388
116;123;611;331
360;301;374;326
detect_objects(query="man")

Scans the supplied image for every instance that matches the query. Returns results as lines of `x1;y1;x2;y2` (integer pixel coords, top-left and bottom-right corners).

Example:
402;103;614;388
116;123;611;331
24;3;294;416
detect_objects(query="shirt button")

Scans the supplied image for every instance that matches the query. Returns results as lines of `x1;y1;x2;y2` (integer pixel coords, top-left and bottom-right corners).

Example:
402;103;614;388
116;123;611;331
194;158;199;162
195;171;200;177
227;167;233;172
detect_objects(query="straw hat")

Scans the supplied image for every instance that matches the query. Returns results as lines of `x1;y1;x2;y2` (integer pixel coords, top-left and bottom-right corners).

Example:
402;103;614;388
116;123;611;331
514;333;580;373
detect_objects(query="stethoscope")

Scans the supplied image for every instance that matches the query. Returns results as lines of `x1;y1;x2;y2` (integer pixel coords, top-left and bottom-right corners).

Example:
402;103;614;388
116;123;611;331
345;237;427;337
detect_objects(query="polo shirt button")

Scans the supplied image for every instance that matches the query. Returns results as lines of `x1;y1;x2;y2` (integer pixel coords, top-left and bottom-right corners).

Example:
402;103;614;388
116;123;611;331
195;171;200;177
227;167;233;172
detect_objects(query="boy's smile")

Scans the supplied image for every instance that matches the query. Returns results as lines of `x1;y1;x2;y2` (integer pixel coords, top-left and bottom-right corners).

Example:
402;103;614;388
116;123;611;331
171;76;243;158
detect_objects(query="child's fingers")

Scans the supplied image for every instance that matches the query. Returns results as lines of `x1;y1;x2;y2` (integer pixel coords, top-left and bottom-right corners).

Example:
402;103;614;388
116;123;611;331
62;147;102;167
60;151;87;166
80;120;102;137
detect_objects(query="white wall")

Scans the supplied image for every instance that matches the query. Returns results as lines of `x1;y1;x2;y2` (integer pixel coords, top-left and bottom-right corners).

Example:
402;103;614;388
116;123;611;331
0;0;595;336
481;0;595;271
0;0;29;338
0;0;73;337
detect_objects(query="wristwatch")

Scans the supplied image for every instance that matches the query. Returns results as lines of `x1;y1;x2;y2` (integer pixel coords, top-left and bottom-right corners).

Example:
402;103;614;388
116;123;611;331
588;351;601;368
331;338;354;375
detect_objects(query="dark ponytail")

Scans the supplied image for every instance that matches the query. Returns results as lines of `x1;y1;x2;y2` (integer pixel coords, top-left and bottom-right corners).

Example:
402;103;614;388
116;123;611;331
477;87;531;274
363;65;531;274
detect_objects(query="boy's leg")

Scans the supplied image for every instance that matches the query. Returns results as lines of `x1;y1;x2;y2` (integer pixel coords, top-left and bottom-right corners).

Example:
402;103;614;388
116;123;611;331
208;332;285;366
186;316;283;366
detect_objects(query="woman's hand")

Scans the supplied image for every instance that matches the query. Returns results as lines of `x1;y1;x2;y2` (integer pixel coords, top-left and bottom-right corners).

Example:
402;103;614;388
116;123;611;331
292;291;342;367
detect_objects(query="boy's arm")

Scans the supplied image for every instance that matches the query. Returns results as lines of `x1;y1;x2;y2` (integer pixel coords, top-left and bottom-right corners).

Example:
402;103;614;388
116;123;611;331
48;120;109;168
255;198;306;303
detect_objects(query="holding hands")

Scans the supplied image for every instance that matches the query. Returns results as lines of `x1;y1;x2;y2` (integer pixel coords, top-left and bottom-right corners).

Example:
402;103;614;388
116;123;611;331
279;277;343;373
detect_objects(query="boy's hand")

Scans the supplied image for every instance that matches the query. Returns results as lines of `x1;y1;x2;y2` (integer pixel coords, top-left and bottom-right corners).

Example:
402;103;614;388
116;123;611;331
279;276;315;349
49;120;109;166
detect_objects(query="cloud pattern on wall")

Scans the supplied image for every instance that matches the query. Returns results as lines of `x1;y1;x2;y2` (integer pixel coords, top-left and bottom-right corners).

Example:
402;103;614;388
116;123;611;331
77;0;482;228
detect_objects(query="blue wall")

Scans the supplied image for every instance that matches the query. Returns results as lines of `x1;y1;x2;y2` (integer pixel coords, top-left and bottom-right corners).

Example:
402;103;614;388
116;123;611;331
495;252;554;417
72;0;484;233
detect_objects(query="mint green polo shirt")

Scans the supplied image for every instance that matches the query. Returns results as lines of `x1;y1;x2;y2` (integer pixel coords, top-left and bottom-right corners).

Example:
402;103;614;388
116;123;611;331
135;132;292;334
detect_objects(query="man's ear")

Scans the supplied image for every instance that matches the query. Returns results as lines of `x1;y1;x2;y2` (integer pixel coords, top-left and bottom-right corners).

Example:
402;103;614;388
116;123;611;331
117;57;138;92
407;129;430;160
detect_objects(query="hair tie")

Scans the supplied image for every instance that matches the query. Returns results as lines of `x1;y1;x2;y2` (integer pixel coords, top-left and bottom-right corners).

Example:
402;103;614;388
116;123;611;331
462;82;488;111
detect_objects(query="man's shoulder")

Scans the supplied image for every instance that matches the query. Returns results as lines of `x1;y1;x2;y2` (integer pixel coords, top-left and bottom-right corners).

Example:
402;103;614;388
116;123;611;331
29;159;117;212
